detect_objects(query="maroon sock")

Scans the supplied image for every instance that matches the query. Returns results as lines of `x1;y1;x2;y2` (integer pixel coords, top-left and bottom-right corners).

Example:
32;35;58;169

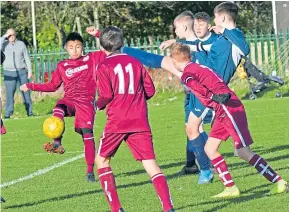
52;107;65;120
249;154;281;183
151;173;173;212
211;155;235;187
1;119;6;134
98;167;121;212
52;107;65;145
83;134;95;174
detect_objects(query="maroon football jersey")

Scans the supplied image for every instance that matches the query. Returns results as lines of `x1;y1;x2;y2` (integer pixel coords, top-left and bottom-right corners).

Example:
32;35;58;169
27;51;106;102
96;53;155;133
181;62;237;110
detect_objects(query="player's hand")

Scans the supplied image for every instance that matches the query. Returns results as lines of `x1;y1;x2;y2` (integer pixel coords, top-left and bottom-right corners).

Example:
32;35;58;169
20;84;29;92
28;72;32;79
209;25;225;34
159;39;176;50
212;93;231;104
86;26;101;38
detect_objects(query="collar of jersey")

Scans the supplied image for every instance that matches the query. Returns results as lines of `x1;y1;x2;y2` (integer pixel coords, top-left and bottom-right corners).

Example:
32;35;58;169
198;32;212;42
106;53;127;58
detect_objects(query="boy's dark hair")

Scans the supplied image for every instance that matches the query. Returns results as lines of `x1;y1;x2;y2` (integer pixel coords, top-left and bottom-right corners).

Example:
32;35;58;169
194;12;211;24
65;32;84;45
214;2;239;22
100;26;124;52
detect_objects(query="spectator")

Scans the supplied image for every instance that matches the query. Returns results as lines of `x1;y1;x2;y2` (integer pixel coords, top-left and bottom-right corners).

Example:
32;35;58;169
0;28;33;118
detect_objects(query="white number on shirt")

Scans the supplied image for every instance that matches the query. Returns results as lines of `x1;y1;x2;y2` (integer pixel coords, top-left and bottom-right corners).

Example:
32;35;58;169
114;63;134;94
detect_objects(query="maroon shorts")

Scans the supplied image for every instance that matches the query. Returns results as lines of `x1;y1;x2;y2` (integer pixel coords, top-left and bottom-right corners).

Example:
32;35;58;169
97;131;156;161
55;98;95;130
210;100;254;149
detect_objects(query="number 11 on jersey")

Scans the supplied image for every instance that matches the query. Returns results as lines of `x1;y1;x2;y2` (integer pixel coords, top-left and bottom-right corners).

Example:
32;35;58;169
114;63;134;94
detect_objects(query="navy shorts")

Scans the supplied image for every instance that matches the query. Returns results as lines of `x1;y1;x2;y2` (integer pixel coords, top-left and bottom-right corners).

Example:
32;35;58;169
184;93;191;123
185;93;213;124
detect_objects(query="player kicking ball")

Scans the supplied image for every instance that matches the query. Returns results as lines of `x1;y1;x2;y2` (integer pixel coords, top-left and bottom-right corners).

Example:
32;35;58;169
166;43;288;198
20;32;106;182
94;26;174;212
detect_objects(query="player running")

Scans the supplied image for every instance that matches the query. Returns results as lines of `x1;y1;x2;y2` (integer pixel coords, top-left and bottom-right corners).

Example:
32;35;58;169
167;42;288;198
94;26;174;212
20;32;106;182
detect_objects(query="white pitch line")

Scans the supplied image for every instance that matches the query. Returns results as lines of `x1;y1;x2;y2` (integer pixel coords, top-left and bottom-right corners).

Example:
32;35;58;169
0;153;84;188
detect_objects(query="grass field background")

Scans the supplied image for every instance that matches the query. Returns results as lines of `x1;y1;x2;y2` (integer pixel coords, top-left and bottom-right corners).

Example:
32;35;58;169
1;93;289;212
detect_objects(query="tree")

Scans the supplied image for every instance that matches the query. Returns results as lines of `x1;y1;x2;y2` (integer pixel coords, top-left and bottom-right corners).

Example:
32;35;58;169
236;1;273;34
1;2;33;46
35;1;76;48
0;1;274;50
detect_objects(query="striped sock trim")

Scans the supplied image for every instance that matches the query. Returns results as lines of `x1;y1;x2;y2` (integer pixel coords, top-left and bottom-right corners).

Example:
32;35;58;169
99;171;113;178
151;173;164;181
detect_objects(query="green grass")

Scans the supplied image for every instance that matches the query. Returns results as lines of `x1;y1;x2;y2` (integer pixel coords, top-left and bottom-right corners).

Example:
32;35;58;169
1;96;289;212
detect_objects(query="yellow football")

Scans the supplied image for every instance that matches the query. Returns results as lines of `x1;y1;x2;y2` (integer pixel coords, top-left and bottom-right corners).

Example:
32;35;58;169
43;116;64;139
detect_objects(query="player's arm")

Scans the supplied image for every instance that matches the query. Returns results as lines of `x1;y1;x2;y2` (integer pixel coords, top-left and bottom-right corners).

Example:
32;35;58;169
86;26;163;69
95;64;113;110
181;73;230;106
21;64;63;92
121;47;163;68
211;26;250;56
141;65;155;100
178;40;198;52
181;72;214;106
222;28;250;56
89;50;106;64
178;33;218;52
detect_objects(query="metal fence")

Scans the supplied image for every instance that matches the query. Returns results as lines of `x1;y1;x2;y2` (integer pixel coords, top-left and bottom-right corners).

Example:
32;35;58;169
29;29;289;83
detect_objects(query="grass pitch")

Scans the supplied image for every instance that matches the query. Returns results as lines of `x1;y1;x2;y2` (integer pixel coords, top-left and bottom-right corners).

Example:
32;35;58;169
1;95;289;212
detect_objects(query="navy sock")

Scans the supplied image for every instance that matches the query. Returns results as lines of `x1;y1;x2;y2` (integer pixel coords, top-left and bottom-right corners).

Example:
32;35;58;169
122;47;163;68
186;138;196;167
187;134;210;170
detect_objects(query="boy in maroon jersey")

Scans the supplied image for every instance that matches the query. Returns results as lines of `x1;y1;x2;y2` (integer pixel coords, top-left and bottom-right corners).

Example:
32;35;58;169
1;51;6;134
94;26;174;212
167;43;288;198
20;32;106;182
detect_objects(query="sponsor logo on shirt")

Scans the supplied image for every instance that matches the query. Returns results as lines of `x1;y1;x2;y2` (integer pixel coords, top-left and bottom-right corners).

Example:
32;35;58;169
63;62;69;67
220;113;226;118
65;64;88;77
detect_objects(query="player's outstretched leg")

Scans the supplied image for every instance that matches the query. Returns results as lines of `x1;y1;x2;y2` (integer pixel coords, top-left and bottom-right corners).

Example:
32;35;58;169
205;137;240;198
237;146;288;195
43;107;66;154
142;159;175;212
95;155;123;212
80;128;96;182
